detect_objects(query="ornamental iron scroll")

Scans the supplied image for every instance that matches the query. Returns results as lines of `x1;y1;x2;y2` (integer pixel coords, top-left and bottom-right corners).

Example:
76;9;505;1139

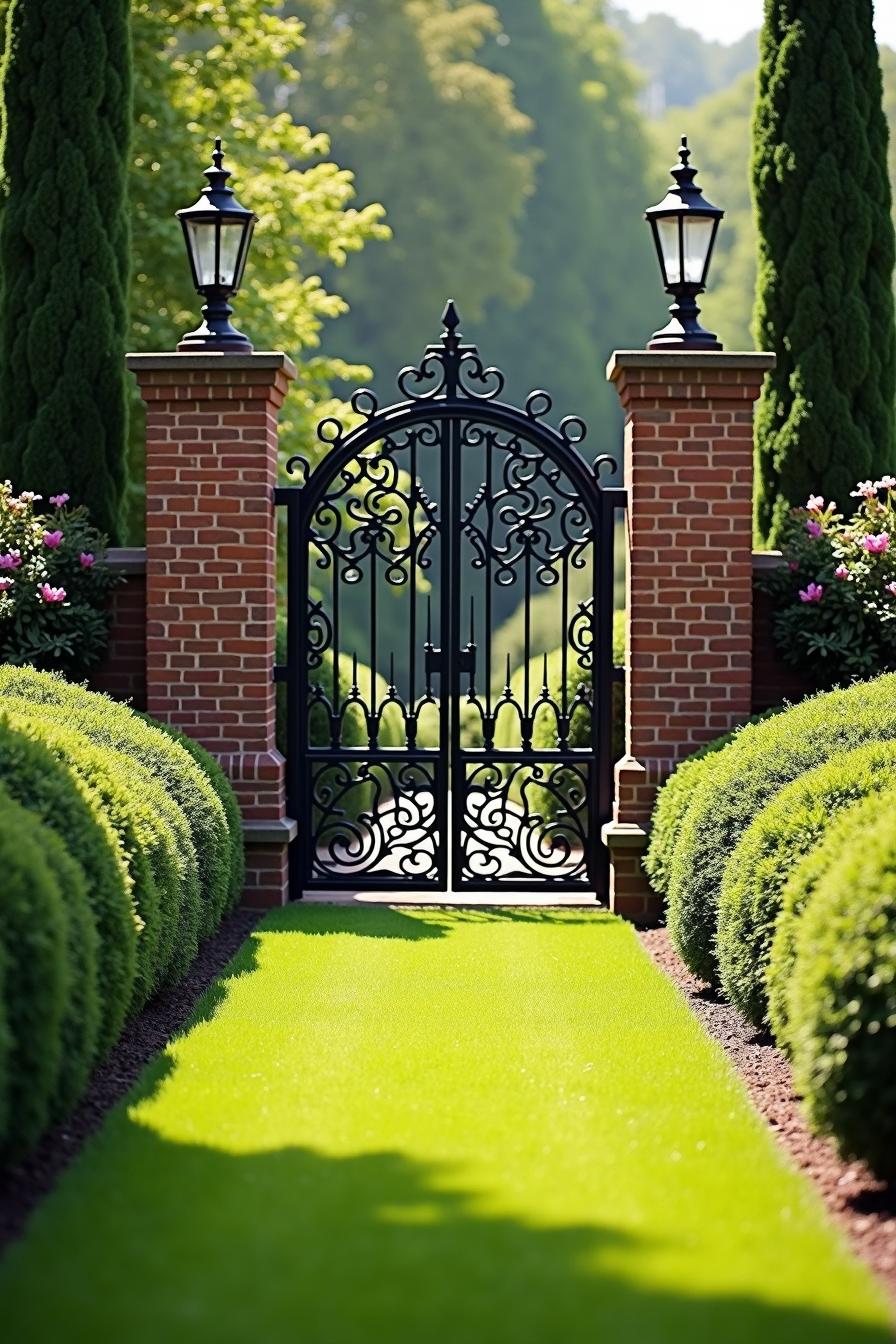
276;302;622;896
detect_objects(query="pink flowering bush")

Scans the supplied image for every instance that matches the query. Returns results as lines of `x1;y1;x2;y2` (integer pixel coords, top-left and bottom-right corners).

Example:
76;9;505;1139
0;482;119;676
760;476;896;681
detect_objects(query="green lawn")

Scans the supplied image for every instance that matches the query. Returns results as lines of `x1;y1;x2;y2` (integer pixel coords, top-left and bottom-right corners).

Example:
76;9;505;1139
0;906;890;1342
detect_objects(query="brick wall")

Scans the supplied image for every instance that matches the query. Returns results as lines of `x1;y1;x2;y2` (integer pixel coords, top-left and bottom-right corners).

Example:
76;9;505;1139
126;351;297;908
603;349;774;923
89;549;147;707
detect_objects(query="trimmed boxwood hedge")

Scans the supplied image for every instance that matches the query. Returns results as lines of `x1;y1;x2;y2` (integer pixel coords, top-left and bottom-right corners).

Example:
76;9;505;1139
0;779;69;1158
666;672;896;982
644;733;737;901
0;671;245;1164
716;741;896;1028
0;667;237;935
767;789;896;1050
0;716;135;1053
787;820;896;1178
3;707;199;1003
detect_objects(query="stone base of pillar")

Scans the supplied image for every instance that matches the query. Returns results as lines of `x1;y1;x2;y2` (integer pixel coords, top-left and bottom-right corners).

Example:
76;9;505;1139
241;820;296;908
602;821;663;926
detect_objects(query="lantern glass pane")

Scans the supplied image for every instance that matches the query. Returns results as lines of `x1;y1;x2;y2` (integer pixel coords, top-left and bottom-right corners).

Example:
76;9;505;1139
683;216;715;285
656;216;681;286
218;219;246;288
185;220;219;287
231;219;255;290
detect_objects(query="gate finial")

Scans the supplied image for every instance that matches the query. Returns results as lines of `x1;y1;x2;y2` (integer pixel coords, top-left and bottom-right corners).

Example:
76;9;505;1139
441;299;460;334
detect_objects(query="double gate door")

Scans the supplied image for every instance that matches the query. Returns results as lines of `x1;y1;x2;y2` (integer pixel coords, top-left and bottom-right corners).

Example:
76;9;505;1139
276;305;621;898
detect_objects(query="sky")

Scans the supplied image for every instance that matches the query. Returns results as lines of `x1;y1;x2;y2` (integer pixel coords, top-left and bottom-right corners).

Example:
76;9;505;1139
613;1;896;49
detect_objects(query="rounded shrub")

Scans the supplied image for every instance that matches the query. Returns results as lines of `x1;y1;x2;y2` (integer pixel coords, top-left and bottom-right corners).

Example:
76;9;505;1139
0;780;68;1158
0;667;236;938
767;789;896;1049
0;716;135;1052
645;734;737;901
667;672;896;983
40;830;100;1118
145;716;244;913
787;823;896;1179
4;705;198;1002
716;741;896;1028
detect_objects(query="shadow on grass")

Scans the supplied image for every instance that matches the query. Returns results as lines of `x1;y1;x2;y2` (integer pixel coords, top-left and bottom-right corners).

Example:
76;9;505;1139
2;1122;889;1344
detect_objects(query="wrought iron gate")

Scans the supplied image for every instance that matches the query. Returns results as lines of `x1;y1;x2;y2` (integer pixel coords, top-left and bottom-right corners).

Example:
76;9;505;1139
275;304;623;897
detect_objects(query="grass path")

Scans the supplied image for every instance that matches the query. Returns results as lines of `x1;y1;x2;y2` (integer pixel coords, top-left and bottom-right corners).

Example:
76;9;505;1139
0;906;891;1342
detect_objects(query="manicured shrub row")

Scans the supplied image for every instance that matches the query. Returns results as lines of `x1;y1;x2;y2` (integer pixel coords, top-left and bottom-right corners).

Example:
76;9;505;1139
666;672;896;984
0;668;243;1162
716;741;896;1028
650;672;896;1177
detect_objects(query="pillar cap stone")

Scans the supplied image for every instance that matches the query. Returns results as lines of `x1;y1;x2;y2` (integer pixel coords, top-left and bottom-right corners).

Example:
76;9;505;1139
606;349;775;382
126;350;297;380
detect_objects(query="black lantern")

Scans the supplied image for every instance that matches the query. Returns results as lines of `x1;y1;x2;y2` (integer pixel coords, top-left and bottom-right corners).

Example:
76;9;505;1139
176;137;256;353
645;137;723;351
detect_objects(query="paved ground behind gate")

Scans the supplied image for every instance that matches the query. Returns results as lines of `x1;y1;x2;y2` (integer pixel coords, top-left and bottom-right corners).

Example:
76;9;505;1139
0;906;890;1342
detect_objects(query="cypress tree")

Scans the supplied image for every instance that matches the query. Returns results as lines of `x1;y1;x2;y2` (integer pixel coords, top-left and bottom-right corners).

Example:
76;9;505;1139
0;0;131;541
752;0;896;546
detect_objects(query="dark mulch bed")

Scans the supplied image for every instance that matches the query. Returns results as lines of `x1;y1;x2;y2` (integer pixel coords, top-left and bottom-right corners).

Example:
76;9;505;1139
0;908;262;1255
640;926;896;1300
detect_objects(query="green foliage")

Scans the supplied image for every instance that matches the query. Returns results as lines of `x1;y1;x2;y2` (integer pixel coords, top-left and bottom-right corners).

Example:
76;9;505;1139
717;741;896;1029
612;9;758;112
751;0;896;545
787;814;896;1178
0;0;131;541
666;672;896;983
766;789;896;1049
644;730;742;901
481;0;656;438
759;481;896;683
145;716;245;914
39;830;100;1119
0;483;119;677
281;0;531;380
127;0;387;538
4;705;198;1002
0;781;68;1159
0;667;238;936
0;713;135;1052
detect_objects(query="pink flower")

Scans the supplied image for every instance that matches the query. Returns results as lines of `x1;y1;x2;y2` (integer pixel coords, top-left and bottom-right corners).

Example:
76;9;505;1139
42;529;63;549
0;549;21;569
875;476;896;492
79;551;95;568
37;583;66;604
805;519;823;538
0;576;13;592
861;532;890;554
17;491;41;503
887;582;896;597
805;494;825;512
49;493;70;508
788;561;800;572
852;480;878;499
799;582;824;603
835;563;850;579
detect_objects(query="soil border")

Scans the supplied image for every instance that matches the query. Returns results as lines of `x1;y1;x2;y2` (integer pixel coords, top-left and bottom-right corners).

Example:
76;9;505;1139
639;926;896;1300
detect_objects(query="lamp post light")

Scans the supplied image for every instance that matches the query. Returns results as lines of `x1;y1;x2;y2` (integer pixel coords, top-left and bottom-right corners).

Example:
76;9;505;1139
176;137;257;354
645;136;723;351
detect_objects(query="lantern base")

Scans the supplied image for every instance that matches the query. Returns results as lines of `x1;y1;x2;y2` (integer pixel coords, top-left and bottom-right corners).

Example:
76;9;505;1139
648;297;722;352
177;326;254;355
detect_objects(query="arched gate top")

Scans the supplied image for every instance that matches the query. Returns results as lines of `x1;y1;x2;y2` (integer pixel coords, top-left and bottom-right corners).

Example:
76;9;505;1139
282;301;619;516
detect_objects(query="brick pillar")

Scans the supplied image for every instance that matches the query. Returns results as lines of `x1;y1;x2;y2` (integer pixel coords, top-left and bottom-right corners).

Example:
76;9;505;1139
603;351;774;924
126;352;297;908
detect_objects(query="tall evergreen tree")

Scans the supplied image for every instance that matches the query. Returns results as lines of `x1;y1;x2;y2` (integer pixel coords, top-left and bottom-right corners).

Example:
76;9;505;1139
0;0;131;540
752;0;896;545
